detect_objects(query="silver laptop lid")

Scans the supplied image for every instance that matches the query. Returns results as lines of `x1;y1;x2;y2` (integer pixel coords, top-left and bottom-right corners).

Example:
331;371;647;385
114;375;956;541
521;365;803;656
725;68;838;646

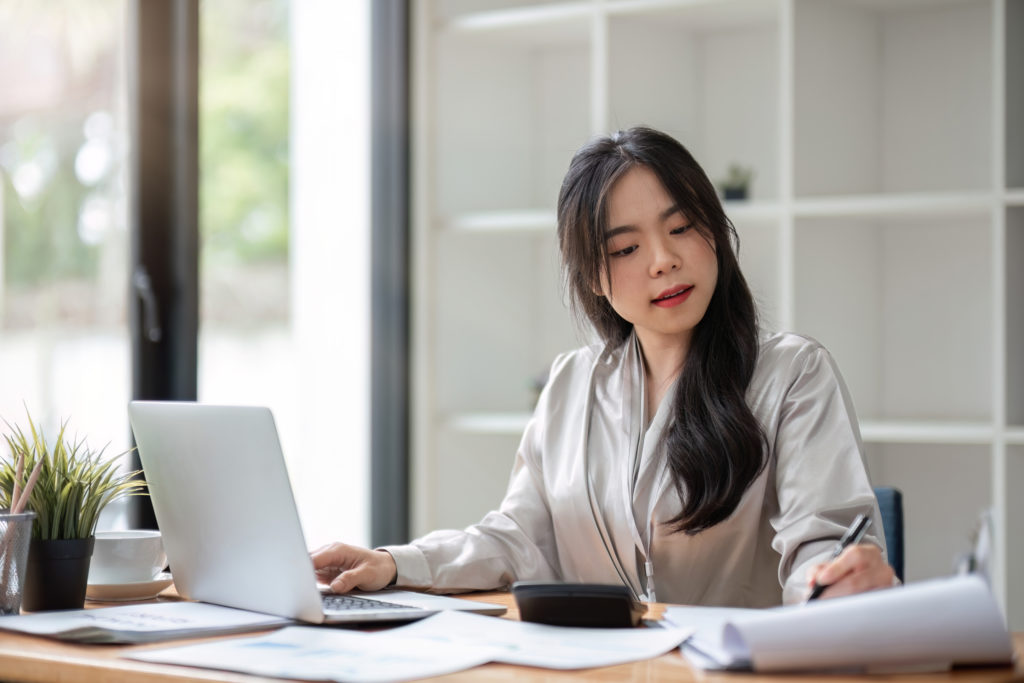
128;401;327;623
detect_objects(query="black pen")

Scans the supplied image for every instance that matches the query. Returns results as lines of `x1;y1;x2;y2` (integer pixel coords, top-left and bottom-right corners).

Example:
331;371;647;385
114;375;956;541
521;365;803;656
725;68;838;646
806;514;872;601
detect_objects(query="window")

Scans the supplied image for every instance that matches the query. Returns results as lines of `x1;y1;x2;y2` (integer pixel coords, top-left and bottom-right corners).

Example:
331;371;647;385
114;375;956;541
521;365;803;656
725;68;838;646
0;1;134;526
198;0;371;548
0;1;372;546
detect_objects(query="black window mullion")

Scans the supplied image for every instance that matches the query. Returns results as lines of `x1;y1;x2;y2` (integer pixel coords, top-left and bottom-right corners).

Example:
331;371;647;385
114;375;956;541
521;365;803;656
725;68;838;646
127;0;199;529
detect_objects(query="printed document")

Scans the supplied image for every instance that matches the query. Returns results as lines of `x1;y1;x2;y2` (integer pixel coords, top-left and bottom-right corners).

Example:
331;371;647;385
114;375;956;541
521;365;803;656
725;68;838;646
663;574;1013;673
389;609;691;669
129;625;500;683
128;610;692;681
0;602;289;644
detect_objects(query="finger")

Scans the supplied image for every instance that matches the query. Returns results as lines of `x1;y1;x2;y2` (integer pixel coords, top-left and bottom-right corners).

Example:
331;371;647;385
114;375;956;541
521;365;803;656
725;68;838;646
814;544;881;586
329;565;378;594
815;548;895;599
817;564;893;599
314;565;346;582
331;552;398;593
310;543;355;569
327;571;354;594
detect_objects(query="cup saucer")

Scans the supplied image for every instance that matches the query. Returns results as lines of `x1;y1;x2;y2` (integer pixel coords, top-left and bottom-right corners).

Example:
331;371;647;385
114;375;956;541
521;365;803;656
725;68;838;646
85;572;174;602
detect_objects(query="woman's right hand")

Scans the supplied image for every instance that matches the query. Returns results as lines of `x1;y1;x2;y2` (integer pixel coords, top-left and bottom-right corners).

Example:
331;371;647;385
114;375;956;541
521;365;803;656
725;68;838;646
310;542;398;593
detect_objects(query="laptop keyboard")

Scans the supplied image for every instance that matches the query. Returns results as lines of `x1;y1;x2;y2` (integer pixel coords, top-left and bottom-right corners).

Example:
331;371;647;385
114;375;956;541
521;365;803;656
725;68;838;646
322;593;420;612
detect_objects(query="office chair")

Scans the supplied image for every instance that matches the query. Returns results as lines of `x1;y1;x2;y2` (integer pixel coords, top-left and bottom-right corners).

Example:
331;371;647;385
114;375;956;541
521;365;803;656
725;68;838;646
873;486;905;582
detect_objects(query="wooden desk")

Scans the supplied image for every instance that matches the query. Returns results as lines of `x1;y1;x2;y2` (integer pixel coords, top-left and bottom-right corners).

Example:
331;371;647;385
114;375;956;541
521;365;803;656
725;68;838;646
0;591;1022;682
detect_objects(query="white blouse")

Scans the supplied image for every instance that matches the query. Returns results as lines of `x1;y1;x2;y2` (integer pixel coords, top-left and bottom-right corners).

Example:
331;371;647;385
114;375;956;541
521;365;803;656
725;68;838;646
383;332;885;607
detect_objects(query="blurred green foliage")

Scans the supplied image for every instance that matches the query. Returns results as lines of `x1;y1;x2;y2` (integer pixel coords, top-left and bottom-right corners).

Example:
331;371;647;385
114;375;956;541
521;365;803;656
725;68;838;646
200;0;290;267
0;0;290;289
1;120;101;289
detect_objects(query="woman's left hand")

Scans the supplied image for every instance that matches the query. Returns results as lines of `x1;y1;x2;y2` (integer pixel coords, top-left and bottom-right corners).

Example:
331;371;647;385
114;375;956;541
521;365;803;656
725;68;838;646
805;543;896;600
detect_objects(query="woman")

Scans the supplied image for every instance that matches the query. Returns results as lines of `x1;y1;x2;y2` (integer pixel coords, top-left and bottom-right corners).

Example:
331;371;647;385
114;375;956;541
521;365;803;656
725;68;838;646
313;127;895;606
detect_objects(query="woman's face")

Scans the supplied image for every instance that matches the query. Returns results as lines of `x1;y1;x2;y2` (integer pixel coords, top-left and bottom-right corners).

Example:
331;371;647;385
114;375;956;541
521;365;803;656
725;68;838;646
596;165;718;354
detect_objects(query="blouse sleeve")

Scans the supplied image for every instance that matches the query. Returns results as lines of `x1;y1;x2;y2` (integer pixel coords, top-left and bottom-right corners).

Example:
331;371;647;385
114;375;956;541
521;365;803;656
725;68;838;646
767;341;886;604
379;356;570;594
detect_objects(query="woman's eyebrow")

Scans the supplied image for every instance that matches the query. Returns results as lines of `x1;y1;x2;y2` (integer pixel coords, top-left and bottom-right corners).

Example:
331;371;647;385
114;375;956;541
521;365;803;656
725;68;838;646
604;225;637;240
605;205;684;239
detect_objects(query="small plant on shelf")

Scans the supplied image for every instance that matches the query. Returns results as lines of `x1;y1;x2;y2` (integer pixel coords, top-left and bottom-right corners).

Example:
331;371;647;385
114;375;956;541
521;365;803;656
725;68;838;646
719;163;755;201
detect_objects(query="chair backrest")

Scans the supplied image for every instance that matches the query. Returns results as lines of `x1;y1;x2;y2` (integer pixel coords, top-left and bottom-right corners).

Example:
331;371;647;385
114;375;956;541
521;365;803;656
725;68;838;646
873;486;904;582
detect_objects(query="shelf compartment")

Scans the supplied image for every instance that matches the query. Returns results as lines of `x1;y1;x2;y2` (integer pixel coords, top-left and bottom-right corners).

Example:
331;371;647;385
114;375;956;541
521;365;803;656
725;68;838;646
864;442;991;584
426;428;524;532
432;231;577;415
730;215;781;333
1008;208;1024;425
605;2;780;200
1009;448;1024;630
1008;0;1024;189
431;10;590;216
794;0;993;197
794;214;993;423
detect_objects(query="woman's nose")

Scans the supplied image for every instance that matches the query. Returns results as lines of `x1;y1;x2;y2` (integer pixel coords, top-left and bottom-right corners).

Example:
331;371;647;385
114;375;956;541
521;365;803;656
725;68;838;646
648;238;681;277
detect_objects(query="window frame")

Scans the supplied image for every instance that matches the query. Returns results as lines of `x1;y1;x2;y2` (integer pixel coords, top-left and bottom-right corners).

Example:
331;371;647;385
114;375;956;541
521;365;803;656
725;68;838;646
128;0;199;528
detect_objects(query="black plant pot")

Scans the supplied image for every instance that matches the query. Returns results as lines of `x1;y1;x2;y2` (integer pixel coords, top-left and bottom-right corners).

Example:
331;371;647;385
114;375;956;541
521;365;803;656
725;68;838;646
723;187;748;200
22;537;95;611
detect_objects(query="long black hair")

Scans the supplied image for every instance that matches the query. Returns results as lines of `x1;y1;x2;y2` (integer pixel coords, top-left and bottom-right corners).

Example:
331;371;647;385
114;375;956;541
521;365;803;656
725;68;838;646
557;126;766;534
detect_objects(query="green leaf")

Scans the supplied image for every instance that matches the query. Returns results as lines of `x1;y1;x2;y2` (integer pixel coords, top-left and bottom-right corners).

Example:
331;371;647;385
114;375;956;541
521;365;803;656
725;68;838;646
0;409;146;540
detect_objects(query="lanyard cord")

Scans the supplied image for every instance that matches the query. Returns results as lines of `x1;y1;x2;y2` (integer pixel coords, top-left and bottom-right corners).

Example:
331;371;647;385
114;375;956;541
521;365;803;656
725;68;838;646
627;333;673;604
583;336;667;604
645;525;657;603
631;344;656;603
634;430;674;603
582;351;639;601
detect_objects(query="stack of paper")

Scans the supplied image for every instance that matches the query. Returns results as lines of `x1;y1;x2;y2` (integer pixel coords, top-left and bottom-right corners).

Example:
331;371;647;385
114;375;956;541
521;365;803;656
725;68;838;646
664;574;1014;673
0;602;289;644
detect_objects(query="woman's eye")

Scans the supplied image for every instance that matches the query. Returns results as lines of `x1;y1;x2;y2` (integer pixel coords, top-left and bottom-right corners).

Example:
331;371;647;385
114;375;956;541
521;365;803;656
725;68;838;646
670;224;691;235
610;245;637;257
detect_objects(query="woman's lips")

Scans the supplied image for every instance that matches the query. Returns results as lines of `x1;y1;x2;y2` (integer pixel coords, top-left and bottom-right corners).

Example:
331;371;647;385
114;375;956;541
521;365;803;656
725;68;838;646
652;285;693;308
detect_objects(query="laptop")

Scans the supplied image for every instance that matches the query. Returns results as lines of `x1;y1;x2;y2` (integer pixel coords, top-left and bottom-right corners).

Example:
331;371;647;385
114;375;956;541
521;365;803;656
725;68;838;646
127;401;506;624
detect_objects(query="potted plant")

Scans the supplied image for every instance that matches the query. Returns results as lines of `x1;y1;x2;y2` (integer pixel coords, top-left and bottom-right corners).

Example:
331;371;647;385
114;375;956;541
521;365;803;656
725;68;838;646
719;163;755;200
0;412;146;611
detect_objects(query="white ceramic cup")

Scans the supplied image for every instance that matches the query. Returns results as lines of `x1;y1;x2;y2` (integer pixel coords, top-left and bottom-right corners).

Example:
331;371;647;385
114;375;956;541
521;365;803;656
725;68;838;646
89;530;167;585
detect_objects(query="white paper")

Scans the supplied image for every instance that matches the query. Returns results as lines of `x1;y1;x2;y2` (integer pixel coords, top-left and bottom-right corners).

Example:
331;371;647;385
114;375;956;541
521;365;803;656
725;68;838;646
128;610;692;681
130;625;500;683
0;602;289;643
662;605;759;669
386;610;692;669
666;575;1014;673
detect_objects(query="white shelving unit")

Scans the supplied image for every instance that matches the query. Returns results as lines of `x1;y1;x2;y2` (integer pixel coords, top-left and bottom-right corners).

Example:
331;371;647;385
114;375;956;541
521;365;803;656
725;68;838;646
412;0;1023;627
